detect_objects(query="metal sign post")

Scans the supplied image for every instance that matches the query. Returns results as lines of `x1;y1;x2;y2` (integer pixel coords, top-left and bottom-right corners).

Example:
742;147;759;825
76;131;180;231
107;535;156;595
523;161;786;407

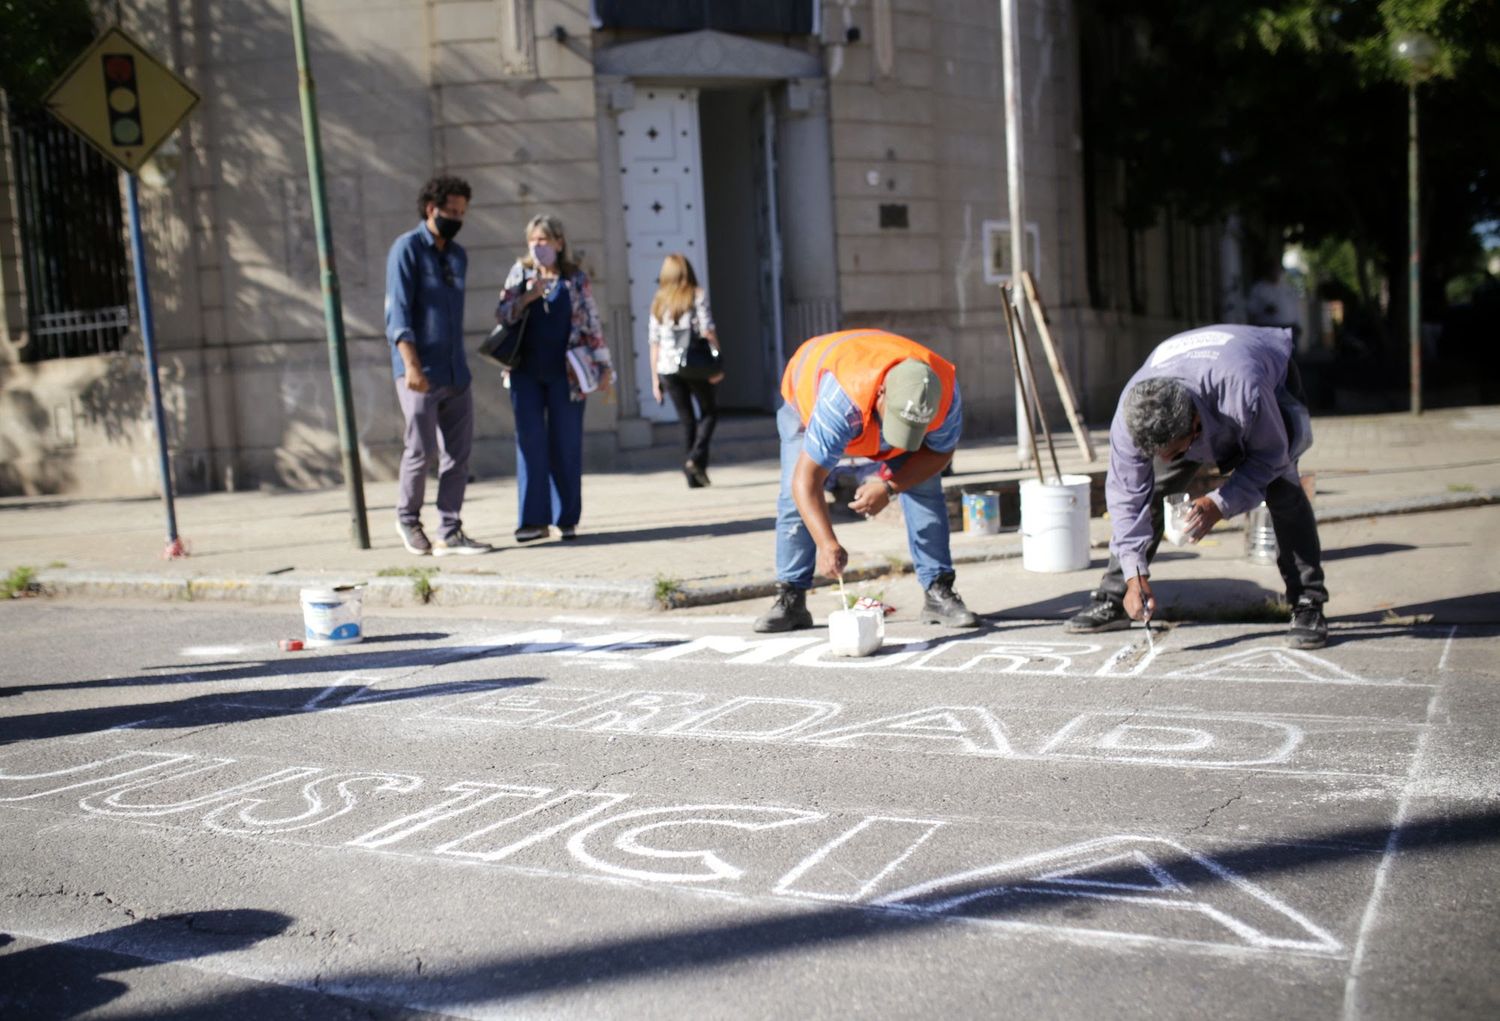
1000;0;1036;468
290;0;370;549
44;26;201;557
123;171;183;556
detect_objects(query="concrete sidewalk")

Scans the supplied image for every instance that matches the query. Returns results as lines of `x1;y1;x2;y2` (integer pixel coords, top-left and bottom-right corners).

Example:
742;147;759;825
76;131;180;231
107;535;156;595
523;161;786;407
3;406;1498;612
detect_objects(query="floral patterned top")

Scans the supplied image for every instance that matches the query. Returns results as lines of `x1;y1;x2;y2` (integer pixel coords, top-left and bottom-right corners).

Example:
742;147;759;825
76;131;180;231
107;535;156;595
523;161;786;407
649;288;717;376
496;261;612;401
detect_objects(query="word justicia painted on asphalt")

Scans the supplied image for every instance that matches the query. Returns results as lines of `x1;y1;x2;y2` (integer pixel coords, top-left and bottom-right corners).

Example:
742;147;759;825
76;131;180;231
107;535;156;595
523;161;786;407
0;748;1342;957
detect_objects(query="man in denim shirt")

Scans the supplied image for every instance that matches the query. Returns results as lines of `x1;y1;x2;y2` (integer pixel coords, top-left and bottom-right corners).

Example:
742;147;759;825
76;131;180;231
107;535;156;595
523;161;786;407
1065;325;1327;648
385;175;491;556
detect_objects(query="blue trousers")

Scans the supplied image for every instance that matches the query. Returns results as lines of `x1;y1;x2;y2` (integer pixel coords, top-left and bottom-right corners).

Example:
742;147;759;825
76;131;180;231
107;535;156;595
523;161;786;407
510;373;585;528
774;402;955;590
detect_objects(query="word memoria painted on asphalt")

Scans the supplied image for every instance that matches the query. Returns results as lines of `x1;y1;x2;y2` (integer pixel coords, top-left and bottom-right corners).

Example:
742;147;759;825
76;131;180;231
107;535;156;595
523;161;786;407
260;628;1427;778
432;627;1412;686
0;746;1346;958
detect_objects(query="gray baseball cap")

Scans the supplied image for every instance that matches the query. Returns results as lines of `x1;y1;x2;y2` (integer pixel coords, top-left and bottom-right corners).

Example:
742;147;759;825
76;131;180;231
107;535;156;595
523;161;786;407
881;358;941;451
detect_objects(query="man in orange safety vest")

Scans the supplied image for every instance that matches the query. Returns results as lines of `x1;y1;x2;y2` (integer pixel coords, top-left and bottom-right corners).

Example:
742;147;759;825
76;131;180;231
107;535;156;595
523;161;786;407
753;328;981;633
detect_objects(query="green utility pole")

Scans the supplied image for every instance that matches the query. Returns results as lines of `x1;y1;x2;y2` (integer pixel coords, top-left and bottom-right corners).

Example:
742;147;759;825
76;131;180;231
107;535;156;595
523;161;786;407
290;0;370;547
1407;82;1421;415
1393;31;1438;418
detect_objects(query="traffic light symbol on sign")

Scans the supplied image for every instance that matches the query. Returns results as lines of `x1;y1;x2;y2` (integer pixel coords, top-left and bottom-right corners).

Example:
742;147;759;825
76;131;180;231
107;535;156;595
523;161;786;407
101;53;142;147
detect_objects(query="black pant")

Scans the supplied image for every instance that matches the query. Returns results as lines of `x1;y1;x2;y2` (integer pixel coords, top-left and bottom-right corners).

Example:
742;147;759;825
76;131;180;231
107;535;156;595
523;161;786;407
1096;452;1328;607
661;373;718;469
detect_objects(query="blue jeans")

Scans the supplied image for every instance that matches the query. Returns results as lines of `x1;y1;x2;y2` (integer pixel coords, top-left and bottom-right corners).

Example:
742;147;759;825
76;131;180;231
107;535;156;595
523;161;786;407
774;401;954;590
510;373;585;528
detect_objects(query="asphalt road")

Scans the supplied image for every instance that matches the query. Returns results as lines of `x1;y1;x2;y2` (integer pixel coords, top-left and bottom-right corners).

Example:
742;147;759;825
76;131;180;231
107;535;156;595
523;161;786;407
2;580;1497;1019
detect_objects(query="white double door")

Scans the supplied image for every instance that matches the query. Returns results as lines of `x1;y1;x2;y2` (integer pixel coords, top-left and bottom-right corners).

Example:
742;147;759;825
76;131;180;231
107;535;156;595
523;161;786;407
618;88;710;423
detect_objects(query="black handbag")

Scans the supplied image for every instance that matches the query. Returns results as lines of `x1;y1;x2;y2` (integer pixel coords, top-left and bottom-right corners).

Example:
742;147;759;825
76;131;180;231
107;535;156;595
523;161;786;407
675;332;721;382
479;286;531;370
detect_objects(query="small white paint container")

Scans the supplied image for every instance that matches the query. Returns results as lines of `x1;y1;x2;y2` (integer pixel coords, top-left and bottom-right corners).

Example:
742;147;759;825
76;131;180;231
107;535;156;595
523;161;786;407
300;585;365;647
1163;493;1193;547
827;607;885;657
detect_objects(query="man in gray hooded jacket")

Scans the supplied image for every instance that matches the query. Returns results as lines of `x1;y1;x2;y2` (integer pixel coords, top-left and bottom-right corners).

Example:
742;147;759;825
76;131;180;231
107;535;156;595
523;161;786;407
1065;324;1327;648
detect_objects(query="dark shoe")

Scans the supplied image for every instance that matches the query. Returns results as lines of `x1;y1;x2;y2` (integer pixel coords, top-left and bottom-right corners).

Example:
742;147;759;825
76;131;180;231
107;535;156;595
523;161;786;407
1287;598;1327;649
433;529;492;556
686;459;711;487
396;520;431;556
514;525;549;543
753;583;814;633
559;526;578;541
683;465;704;489
1065;591;1130;633
920;573;980;627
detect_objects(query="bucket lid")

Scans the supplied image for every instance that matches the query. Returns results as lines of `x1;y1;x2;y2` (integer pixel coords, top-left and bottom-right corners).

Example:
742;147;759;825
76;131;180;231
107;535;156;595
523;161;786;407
300;585;365;601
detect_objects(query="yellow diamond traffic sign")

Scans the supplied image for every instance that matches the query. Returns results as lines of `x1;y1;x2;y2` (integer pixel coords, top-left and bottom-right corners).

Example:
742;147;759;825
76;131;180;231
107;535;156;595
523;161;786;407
43;26;200;175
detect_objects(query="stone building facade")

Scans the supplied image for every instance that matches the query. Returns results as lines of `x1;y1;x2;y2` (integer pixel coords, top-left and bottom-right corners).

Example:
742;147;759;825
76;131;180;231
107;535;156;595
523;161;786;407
0;0;1222;497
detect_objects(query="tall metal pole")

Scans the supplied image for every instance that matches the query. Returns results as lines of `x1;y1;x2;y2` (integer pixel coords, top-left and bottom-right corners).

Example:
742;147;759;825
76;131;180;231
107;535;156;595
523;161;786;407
1000;0;1036;467
1407;82;1422;416
290;0;370;547
124;171;184;556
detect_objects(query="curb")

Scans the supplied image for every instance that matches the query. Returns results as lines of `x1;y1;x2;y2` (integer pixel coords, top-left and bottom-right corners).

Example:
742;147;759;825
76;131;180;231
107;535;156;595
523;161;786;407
28;489;1500;612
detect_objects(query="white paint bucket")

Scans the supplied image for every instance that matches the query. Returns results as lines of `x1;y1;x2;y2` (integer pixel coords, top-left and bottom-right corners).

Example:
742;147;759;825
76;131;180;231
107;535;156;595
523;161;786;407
1020;474;1092;573
962;491;1001;534
827;607;885;657
300;585;365;647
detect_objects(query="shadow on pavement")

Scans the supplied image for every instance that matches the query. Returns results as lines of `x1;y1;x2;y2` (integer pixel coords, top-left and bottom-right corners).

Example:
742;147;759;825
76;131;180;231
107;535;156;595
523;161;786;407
78;809;1500;1019
1341;591;1500;626
0;677;542;745
3;640;528;699
0;910;292;1019
992;578;1283;622
559;516;776;545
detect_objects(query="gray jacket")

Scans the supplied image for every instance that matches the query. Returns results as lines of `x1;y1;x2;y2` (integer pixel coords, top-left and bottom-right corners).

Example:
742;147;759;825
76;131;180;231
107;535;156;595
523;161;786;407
1106;325;1299;578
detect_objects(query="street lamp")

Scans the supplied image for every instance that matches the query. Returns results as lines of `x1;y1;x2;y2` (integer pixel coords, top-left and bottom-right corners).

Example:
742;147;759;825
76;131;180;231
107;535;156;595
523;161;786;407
1393;31;1439;415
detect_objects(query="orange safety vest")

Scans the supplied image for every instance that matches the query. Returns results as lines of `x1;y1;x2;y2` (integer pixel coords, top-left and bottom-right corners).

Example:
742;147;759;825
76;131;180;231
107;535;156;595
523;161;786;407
781;328;956;459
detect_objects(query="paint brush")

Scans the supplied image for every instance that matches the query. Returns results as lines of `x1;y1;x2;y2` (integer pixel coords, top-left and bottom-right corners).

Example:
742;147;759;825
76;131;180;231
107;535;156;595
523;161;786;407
1135;567;1156;653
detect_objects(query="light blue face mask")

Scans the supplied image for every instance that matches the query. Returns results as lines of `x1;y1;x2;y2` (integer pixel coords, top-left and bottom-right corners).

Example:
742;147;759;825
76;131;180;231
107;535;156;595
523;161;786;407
530;242;558;268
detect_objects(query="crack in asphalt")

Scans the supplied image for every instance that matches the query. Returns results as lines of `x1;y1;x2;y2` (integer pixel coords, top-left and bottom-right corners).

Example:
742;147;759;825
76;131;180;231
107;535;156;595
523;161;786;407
1190;791;1246;833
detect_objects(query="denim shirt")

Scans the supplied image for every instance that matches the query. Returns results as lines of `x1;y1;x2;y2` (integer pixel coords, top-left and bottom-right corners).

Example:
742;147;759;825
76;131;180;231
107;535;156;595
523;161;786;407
384;223;470;389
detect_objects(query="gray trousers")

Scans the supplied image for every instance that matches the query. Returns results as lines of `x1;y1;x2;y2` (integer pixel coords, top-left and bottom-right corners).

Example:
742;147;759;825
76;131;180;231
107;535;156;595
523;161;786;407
395;381;473;536
1096;452;1328;608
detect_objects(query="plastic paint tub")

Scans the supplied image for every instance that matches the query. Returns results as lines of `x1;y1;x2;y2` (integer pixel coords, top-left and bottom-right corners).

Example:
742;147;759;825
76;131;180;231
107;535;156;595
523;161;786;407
962;491;1002;534
300;585;365;647
1020;474;1092;573
827;607;885;657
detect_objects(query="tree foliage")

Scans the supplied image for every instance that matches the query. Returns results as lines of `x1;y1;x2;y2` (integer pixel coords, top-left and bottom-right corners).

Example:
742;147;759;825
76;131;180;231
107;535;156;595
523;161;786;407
0;0;102;111
1080;0;1500;320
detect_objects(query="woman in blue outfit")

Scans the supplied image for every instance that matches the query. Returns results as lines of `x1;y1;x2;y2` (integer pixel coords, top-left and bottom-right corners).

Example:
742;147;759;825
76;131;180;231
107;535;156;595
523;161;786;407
495;214;614;543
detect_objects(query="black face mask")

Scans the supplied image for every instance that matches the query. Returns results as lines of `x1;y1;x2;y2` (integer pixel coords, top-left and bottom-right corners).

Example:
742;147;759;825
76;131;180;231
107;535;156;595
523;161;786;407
433;213;463;241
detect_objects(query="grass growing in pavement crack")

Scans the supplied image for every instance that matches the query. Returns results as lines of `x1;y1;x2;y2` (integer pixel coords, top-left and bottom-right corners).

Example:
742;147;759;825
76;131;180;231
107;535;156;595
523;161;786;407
653;573;684;609
377;566;439;604
2;566;41;599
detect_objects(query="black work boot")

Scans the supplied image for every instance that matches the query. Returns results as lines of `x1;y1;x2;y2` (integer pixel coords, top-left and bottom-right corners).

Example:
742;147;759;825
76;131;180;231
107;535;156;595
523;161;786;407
920;573;980;627
1287;597;1328;649
1065;591;1131;633
753;583;814;633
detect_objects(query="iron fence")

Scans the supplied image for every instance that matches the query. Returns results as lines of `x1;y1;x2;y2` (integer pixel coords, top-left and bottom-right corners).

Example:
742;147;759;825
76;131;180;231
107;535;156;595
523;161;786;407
9;110;132;360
